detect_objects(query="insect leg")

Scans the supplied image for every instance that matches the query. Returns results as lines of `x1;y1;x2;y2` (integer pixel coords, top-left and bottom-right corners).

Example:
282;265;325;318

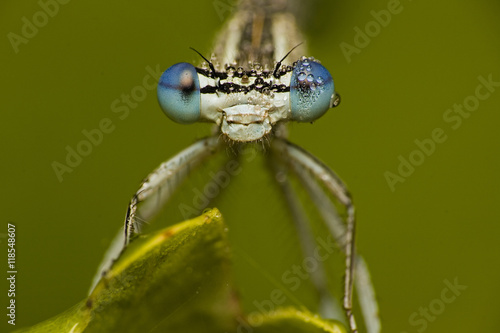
271;138;358;332
267;149;344;319
284;147;381;333
124;136;222;246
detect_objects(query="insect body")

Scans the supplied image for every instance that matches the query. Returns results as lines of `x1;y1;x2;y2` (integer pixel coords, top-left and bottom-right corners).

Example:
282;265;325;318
115;1;380;332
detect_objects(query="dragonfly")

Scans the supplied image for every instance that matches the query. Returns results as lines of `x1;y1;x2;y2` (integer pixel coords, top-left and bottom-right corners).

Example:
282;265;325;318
110;0;380;332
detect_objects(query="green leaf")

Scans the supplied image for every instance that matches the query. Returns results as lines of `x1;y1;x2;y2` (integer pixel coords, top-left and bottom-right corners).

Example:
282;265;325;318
16;209;347;333
249;308;347;333
16;209;238;333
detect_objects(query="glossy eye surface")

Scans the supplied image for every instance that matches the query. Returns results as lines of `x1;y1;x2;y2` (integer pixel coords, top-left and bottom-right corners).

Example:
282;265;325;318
290;58;335;122
157;62;201;124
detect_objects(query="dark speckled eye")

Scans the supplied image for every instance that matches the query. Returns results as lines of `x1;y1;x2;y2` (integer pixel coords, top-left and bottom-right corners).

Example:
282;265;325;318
290;58;335;122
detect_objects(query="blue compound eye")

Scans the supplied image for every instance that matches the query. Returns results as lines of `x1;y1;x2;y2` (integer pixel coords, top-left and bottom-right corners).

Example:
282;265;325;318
157;63;201;124
290;58;336;122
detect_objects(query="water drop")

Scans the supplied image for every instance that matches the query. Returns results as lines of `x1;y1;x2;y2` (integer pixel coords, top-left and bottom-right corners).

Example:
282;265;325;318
226;66;235;77
254;63;262;75
255;77;264;88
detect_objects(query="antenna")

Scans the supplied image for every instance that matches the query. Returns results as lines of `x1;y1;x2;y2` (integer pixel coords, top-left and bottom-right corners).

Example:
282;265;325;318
272;42;304;78
189;47;217;77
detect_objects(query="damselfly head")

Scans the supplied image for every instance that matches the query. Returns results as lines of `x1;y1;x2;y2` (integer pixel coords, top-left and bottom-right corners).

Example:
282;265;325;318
157;57;340;142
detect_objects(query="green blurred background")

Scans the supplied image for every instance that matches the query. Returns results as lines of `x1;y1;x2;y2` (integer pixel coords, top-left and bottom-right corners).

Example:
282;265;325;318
1;0;499;332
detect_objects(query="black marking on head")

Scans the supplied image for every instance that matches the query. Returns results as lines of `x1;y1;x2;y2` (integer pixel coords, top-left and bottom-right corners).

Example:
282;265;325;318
201;82;290;94
196;67;228;80
195;67;275;80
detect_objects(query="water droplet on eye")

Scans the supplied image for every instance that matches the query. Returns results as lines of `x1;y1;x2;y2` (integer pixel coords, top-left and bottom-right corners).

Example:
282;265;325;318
306;65;312;71
302;59;310;66
237;67;245;76
298;72;307;81
316;76;324;84
307;74;314;82
310;83;317;90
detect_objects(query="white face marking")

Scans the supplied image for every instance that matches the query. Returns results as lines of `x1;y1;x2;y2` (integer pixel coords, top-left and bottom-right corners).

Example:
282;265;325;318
204;6;305;142
198;72;293;142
